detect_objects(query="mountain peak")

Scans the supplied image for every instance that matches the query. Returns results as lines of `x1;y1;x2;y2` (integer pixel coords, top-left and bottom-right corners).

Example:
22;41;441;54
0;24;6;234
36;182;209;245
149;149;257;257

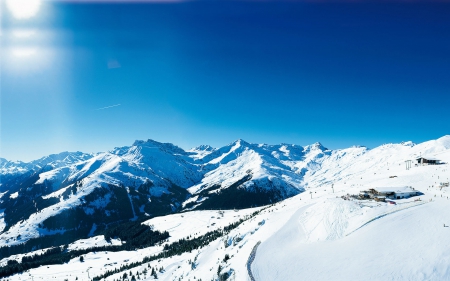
232;139;250;146
305;142;327;152
133;139;159;147
191;145;215;152
401;141;416;147
133;139;186;155
351;145;367;148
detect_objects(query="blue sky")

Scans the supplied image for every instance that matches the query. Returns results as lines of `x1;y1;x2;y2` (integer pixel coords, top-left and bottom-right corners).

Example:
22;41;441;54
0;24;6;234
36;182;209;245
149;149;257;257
2;1;450;161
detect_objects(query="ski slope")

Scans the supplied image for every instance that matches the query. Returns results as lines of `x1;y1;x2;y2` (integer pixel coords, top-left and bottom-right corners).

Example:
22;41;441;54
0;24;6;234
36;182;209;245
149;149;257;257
1;136;450;280
252;199;450;281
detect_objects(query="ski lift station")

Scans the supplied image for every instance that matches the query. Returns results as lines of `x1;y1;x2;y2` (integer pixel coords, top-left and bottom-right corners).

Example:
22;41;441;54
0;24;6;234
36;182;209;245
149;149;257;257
360;186;418;200
416;156;442;165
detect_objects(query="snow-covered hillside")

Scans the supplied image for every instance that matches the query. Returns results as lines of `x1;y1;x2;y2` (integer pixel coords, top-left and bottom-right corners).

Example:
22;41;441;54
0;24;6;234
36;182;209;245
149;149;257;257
0;138;335;249
1;135;450;281
185;139;330;209
0;151;95;194
2;141;449;280
0;151;95;178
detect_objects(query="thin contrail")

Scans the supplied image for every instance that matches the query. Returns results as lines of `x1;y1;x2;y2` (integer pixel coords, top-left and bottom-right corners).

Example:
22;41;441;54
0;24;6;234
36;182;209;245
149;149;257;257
95;104;121;111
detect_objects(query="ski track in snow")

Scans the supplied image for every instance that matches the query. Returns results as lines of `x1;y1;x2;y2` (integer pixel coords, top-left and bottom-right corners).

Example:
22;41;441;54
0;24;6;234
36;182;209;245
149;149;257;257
247;241;261;281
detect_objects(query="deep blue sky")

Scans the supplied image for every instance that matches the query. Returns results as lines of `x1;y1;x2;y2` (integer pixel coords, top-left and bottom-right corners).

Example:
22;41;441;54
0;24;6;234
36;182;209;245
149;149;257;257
2;1;450;161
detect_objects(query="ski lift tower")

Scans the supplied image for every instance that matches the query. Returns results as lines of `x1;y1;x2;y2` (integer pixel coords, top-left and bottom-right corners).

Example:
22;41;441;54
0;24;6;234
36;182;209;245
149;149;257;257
405;160;412;170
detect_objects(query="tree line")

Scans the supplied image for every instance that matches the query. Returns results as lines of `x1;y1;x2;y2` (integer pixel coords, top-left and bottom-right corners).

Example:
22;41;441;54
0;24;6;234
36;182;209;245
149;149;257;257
93;207;269;280
0;220;169;278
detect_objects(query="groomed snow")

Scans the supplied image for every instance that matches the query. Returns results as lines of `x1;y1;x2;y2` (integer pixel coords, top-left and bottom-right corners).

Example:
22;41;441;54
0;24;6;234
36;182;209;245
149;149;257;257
143;208;261;243
1;136;450;280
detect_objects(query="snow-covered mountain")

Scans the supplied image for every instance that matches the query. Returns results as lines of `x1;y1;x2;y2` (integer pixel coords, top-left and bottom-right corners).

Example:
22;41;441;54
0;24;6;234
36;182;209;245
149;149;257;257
1;135;450;281
0;151;95;176
0;136;449;265
185;139;328;210
0;152;95;194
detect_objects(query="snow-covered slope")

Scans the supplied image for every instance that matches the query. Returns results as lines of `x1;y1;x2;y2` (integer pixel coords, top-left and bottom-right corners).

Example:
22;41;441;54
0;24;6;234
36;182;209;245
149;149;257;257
0;151;95;177
1;135;450;280
0;138;332;248
0;140;203;248
35;139;203;194
1;136;449;265
0;151;96;197
185;140;329;209
304;135;450;188
4;147;449;280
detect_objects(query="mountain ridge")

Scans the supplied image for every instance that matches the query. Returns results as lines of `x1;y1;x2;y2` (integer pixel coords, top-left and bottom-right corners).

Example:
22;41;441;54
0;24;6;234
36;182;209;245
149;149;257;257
0;136;449;251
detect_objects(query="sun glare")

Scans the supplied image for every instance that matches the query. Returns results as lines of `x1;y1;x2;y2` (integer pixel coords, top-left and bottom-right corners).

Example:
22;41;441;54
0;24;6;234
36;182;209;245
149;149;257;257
12;48;36;57
6;0;41;19
13;29;36;38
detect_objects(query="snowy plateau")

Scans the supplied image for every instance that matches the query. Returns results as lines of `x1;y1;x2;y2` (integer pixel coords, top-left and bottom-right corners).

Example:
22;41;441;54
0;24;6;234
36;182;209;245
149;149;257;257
0;136;450;281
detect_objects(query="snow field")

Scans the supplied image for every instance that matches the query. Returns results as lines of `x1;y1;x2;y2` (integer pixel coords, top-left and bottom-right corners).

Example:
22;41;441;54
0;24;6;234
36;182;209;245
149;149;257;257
2;136;450;280
3;177;450;281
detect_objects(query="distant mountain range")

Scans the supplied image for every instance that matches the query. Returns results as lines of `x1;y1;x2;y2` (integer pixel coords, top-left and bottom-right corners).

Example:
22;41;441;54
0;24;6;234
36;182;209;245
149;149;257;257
1;136;449;251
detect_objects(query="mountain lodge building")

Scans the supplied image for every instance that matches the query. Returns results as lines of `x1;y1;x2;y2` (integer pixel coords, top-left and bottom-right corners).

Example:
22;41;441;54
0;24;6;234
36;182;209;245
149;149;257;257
416;157;441;165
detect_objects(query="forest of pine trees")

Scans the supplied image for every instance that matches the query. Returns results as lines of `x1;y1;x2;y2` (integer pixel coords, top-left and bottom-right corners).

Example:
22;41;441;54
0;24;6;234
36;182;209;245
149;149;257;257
93;207;269;280
0;206;271;279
